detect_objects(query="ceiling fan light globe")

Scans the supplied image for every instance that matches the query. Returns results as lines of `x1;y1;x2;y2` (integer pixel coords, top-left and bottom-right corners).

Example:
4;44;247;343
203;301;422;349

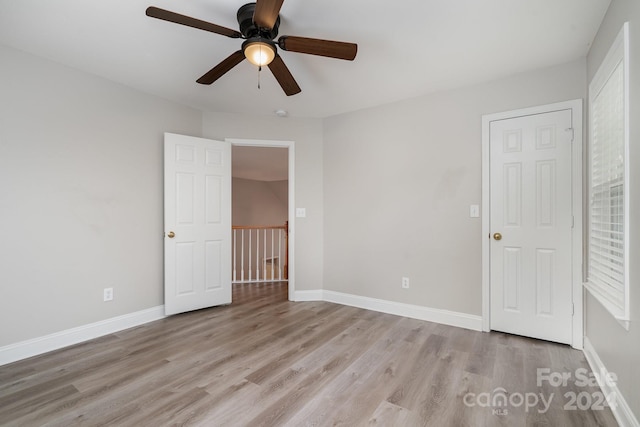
244;41;276;66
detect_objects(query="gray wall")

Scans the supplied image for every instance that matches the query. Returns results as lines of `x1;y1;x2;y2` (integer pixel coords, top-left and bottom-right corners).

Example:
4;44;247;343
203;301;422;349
232;178;288;226
323;59;586;315
585;0;640;417
202;112;324;293
0;45;203;346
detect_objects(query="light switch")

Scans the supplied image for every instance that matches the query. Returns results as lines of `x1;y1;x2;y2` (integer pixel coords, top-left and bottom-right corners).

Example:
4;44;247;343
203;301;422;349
296;208;306;218
470;205;480;218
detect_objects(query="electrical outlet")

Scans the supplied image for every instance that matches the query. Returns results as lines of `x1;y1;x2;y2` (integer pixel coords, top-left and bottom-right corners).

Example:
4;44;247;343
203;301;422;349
402;277;410;289
103;287;113;302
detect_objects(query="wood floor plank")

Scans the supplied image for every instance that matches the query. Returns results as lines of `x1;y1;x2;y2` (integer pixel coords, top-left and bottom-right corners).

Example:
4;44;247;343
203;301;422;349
367;400;421;426
313;330;418;425
239;313;402;426
413;347;471;425
0;283;619;427
285;317;426;426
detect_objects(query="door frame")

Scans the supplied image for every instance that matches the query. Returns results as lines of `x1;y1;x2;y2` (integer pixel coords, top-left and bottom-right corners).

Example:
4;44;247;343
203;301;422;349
226;138;296;300
481;99;583;349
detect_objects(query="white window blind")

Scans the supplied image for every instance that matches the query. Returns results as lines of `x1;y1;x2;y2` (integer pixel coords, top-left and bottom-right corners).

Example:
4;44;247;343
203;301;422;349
586;22;629;324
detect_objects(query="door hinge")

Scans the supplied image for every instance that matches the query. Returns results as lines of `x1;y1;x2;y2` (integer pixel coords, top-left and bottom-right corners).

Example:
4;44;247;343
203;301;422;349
566;127;575;142
572;215;575;229
572;303;575;316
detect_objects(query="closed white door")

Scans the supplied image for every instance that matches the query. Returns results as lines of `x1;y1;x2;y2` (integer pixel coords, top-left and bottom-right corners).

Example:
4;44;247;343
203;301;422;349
489;109;573;344
164;133;231;316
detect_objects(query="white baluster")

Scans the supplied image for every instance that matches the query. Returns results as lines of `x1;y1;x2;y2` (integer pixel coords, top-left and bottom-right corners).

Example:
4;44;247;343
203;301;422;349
248;229;252;282
241;229;245;282
256;229;260;282
270;229;275;281
278;229;282;281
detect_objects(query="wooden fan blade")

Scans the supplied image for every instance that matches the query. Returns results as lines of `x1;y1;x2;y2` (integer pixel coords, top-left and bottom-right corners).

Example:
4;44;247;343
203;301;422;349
253;0;284;30
146;6;241;38
268;55;301;96
278;36;357;60
196;51;246;85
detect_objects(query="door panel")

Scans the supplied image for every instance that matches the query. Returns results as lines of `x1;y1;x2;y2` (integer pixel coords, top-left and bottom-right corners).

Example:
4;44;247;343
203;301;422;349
164;133;231;316
537;161;556;227
176;242;195;295
536;249;555;316
502;247;521;312
504;163;522;226
205;240;223;290
490;110;573;344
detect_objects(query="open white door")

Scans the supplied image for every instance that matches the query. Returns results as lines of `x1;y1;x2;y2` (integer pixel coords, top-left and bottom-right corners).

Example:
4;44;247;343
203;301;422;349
164;133;231;316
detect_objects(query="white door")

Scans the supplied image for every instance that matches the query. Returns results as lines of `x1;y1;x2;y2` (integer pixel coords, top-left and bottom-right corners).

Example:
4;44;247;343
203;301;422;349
489;109;573;344
164;133;231;316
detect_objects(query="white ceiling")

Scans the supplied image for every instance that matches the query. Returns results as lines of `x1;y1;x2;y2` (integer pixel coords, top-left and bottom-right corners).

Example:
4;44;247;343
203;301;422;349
0;0;610;119
232;146;288;181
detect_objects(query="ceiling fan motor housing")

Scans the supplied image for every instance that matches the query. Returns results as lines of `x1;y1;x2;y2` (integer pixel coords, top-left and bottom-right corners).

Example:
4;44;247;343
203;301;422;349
237;3;280;39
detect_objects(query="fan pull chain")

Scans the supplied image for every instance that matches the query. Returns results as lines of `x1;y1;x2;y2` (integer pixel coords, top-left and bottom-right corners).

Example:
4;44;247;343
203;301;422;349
257;65;262;90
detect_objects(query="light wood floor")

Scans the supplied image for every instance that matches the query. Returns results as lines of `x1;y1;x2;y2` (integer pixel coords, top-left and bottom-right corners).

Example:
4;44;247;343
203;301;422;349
0;282;617;426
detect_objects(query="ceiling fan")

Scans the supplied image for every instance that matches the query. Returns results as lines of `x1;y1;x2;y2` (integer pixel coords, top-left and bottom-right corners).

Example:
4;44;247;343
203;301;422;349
146;0;358;96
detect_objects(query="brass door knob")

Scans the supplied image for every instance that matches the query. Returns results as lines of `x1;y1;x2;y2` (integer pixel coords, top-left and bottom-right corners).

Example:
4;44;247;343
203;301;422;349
167;231;175;238
493;232;502;241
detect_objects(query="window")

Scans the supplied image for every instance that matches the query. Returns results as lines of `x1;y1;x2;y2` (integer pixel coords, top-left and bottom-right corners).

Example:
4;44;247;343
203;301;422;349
586;22;630;327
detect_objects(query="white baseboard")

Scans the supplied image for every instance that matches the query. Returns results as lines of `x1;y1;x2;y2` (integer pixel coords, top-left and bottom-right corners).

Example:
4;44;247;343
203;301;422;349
293;289;482;331
0;306;166;367
1;292;484;366
583;336;639;427
291;289;324;301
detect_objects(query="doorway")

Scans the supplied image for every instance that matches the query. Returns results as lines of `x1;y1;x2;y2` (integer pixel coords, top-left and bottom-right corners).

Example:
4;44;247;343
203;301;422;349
163;135;295;317
481;100;583;348
228;138;296;301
